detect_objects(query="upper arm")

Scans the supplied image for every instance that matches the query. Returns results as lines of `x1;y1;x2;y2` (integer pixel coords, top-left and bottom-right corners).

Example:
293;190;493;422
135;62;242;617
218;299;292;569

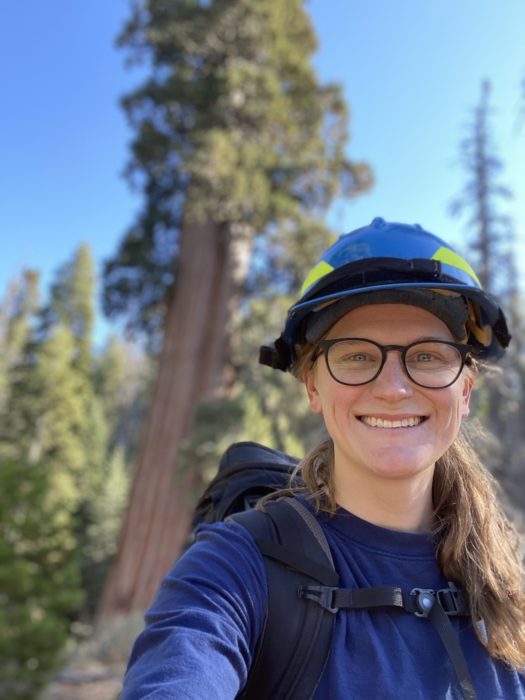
121;521;267;700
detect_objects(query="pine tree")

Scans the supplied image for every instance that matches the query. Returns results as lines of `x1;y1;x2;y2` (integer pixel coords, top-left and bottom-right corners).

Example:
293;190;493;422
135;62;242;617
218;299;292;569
43;246;125;615
0;248;115;624
0;270;39;417
451;79;525;507
3;247;103;493
99;0;372;618
0;457;82;700
0;272;89;698
46;244;95;374
450;80;514;296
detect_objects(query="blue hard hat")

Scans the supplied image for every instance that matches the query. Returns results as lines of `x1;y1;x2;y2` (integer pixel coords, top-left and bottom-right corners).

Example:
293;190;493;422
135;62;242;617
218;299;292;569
259;218;511;371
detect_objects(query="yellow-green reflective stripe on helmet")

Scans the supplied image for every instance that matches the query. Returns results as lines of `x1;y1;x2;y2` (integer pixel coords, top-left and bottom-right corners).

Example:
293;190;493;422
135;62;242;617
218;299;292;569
301;245;481;299
300;260;334;297
431;247;481;287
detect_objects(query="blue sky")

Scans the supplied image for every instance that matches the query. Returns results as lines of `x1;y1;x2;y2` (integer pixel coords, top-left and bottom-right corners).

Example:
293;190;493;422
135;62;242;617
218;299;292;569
1;0;524;341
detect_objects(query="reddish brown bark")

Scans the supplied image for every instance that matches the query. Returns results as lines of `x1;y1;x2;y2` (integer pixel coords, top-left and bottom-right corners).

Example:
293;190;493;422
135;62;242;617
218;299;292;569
97;219;235;618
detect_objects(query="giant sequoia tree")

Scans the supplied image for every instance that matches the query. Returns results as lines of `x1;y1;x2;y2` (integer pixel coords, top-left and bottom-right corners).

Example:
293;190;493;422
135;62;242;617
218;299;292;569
98;0;372;618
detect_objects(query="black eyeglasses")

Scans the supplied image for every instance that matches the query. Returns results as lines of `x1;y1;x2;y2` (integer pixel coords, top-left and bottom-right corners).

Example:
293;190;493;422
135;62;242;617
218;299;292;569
313;338;473;389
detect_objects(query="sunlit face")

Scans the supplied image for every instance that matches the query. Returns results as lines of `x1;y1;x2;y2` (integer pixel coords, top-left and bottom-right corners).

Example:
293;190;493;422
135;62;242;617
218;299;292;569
304;304;474;489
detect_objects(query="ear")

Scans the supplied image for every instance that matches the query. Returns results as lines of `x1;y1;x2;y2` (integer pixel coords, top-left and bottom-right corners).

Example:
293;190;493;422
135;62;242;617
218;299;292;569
304;367;323;414
460;374;475;418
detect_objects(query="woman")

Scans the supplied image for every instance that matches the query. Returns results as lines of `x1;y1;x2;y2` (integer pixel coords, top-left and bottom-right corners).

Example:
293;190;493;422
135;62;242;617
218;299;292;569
122;218;525;699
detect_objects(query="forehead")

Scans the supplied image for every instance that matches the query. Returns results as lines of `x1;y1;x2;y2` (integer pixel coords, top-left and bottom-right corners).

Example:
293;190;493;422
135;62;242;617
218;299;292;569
325;303;454;341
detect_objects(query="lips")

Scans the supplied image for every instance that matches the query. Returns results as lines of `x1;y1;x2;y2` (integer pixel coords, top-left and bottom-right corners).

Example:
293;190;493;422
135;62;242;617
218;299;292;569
359;416;426;428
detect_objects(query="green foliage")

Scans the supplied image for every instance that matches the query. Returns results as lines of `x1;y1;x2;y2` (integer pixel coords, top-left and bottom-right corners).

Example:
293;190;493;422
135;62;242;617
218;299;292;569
79;335;151;615
178;290;325;498
85;448;130;563
93;335;153;460
1;245;102;496
3;326;93;486
0;270;39;416
178;376;322;504
0;459;82;699
103;0;372;338
0;285;105;636
0;245;150;690
46;244;95;373
79;447;131;615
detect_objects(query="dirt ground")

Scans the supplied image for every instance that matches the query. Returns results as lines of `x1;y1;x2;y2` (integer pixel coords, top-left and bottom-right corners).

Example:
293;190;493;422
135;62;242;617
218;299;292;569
39;615;143;699
40;660;125;700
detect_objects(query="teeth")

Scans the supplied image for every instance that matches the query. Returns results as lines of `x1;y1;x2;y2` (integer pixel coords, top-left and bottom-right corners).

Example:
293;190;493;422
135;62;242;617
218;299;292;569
361;416;423;428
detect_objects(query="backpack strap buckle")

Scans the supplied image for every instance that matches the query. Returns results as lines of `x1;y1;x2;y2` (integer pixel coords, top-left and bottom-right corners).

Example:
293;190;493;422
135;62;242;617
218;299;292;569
411;588;436;618
410;584;468;619
298;585;339;614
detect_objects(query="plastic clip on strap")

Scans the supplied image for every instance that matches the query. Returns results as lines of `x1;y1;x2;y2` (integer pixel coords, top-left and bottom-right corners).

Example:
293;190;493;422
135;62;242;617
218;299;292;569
299;584;477;700
300;585;339;614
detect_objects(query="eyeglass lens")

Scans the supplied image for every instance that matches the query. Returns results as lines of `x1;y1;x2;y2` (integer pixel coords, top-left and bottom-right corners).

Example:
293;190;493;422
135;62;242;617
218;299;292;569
325;339;464;388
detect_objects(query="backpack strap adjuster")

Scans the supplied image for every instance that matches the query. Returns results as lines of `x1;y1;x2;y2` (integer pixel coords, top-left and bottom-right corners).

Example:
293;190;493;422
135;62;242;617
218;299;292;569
298;584;339;614
437;585;467;616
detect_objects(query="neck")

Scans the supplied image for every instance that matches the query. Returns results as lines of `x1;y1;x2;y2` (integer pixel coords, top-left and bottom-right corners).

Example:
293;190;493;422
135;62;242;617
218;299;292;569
333;463;435;533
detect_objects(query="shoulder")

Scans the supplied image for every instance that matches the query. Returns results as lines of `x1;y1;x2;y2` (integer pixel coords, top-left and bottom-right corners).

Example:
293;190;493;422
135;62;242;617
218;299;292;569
157;519;267;603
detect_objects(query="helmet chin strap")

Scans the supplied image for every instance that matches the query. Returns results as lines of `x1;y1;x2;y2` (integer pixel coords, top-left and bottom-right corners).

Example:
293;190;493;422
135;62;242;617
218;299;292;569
259;337;292;372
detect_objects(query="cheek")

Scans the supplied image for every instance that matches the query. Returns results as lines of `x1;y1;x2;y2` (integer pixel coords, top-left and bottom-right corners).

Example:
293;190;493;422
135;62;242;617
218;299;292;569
305;377;360;418
304;367;347;416
440;383;472;425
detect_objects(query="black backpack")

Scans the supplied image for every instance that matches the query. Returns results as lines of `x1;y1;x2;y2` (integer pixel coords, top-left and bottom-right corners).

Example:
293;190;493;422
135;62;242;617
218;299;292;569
192;441;477;700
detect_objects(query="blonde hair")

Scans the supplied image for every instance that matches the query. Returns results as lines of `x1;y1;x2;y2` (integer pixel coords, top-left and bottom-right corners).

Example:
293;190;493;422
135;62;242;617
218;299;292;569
291;343;525;669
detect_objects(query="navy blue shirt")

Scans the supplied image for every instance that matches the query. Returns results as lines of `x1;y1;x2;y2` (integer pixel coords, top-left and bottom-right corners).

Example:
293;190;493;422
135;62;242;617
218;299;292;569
122;502;525;698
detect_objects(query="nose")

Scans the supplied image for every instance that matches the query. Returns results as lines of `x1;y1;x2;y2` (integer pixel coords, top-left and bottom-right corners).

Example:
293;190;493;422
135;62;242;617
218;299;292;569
370;350;413;399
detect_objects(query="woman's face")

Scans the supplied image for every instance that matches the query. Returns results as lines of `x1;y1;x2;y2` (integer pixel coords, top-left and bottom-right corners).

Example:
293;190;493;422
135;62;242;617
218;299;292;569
304;304;474;486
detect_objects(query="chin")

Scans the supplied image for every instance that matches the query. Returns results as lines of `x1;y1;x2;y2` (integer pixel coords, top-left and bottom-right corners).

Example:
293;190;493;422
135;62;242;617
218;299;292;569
367;450;437;480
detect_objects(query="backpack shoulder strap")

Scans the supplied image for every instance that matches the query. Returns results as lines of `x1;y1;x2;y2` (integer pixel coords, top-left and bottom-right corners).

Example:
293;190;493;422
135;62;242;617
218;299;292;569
231;498;338;700
299;584;476;699
231;497;477;700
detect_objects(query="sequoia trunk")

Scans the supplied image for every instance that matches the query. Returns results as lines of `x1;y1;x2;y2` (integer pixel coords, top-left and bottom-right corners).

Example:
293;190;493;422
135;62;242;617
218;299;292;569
98;219;236;618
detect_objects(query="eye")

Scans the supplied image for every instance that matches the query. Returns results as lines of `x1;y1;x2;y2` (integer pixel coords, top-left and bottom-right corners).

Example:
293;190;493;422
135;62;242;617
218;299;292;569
327;340;382;370
341;352;369;362
331;348;379;366
414;352;436;362
406;343;453;368
408;351;439;364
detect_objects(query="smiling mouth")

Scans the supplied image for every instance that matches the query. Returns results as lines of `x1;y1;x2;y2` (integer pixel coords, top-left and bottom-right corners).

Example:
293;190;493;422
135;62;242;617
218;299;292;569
359;416;426;429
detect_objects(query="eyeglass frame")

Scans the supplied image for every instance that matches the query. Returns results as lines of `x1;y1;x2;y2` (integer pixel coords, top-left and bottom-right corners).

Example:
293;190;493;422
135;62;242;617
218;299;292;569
312;337;474;389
